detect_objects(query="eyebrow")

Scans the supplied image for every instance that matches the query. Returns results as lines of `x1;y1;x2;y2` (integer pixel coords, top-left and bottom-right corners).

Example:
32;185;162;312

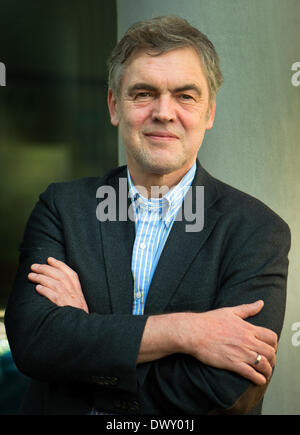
173;84;202;97
127;83;157;96
127;82;202;97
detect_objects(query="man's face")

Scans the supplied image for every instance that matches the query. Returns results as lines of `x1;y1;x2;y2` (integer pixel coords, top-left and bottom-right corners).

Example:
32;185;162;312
108;46;216;176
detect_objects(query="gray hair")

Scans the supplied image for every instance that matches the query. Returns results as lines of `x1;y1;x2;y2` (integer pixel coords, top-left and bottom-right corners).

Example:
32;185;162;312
107;15;223;103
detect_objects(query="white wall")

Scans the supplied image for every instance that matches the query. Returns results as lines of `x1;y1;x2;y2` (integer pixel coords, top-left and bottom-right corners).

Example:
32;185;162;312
117;0;300;414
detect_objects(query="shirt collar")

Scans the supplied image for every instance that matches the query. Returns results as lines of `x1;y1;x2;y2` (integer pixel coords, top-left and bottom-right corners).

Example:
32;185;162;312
127;162;196;226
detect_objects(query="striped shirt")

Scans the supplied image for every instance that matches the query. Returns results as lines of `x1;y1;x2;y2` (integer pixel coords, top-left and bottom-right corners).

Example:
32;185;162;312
128;162;197;315
90;162;196;414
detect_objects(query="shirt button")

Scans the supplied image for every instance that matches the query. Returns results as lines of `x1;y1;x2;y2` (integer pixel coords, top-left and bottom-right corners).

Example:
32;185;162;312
136;292;142;299
139;242;146;250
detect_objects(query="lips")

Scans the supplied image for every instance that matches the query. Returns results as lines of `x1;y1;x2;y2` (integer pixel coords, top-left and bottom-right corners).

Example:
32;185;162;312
144;131;179;140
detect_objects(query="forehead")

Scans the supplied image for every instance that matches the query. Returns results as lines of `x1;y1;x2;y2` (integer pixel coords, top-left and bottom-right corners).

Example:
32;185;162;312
121;46;209;92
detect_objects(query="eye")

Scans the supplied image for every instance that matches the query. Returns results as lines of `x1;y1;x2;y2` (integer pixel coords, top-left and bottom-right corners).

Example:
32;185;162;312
178;94;194;101
135;91;153;99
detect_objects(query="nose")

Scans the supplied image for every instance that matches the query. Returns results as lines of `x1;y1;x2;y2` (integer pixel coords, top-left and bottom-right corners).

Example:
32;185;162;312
151;95;176;123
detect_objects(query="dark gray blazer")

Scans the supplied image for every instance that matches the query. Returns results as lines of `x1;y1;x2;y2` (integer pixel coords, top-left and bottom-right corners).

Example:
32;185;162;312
5;161;291;415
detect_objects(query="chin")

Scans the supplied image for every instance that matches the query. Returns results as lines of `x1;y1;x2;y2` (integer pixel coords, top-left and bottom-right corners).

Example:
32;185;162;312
128;147;188;176
143;157;185;175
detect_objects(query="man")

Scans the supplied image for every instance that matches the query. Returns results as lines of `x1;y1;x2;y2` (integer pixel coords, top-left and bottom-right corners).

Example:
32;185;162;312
5;16;290;415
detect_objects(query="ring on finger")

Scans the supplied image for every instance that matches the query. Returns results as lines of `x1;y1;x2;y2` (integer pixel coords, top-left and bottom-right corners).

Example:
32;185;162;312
254;353;262;366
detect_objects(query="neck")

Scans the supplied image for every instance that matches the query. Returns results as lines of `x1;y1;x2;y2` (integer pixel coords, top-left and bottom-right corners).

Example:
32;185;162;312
127;162;196;199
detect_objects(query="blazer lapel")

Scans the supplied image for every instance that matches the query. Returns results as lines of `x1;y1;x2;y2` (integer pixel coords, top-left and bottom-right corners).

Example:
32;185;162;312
144;161;222;314
99;167;135;314
99;161;222;315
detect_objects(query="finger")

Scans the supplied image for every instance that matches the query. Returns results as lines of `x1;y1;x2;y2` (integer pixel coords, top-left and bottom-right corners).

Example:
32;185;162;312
253;340;276;368
250;352;273;380
246;332;277;367
47;258;82;295
35;284;61;306
30;263;65;281
254;326;278;351
28;272;64;293
47;257;77;278
232;300;264;320
258;347;276;369
233;362;267;386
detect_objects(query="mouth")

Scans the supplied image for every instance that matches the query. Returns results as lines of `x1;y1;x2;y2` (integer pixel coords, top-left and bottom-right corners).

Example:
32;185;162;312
144;131;179;142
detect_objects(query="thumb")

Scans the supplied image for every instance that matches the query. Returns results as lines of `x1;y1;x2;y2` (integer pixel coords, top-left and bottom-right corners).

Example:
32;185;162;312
233;300;264;319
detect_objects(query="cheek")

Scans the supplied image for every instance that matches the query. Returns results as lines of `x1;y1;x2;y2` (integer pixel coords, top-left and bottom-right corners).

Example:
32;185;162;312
178;112;208;151
132;112;149;129
121;105;151;130
179;112;203;136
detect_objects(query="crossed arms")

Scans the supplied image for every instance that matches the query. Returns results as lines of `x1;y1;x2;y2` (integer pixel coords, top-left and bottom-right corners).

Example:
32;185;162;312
4;181;291;414
27;257;277;386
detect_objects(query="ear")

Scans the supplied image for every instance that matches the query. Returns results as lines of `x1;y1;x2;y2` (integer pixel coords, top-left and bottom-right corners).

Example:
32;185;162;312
205;101;216;130
107;89;120;126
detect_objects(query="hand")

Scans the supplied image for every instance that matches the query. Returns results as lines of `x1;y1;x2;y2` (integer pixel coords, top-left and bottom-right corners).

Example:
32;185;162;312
28;257;89;314
176;301;278;385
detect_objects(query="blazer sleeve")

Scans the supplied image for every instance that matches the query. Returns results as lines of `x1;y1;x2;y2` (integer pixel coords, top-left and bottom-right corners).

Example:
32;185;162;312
4;183;148;393
136;212;291;414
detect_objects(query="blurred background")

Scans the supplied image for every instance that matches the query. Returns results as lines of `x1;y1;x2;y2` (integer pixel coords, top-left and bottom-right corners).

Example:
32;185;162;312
0;0;299;415
0;0;117;413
